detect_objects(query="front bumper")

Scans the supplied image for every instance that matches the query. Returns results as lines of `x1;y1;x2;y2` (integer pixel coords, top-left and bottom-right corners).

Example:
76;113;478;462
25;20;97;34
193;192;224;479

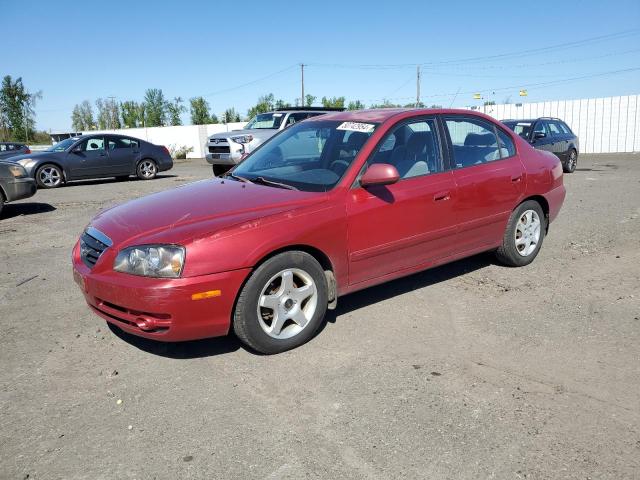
2;177;37;202
72;242;250;342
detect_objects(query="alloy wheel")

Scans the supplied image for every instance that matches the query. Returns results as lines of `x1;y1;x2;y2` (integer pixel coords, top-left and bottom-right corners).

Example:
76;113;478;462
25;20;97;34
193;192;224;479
256;268;318;340
515;209;541;257
139;160;157;178
39;166;62;187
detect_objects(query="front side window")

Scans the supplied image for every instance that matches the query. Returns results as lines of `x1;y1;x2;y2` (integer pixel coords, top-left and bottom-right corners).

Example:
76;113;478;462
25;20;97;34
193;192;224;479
369;119;442;179
232;119;377;192
81;137;105;152
533;121;547;136
286;113;309;126
445;117;502;167
244;112;286;129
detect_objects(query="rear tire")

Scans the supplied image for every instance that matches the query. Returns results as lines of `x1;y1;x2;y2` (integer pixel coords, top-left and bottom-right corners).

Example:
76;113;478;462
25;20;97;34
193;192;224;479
563;149;577;173
233;251;328;354
495;200;546;267
136;159;157;180
35;164;64;188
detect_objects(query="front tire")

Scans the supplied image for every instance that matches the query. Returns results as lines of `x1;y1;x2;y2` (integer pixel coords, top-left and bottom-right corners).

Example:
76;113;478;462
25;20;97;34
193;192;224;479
212;164;231;177
563;149;577;173
136;159;157;180
233;251;328;354
36;164;64;188
495;200;546;267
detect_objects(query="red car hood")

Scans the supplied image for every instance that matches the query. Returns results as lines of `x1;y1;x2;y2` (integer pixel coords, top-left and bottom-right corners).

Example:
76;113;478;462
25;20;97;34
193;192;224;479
90;178;322;246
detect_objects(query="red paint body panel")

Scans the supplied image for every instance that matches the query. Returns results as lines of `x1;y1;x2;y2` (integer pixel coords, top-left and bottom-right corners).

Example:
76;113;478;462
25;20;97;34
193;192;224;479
72;108;565;342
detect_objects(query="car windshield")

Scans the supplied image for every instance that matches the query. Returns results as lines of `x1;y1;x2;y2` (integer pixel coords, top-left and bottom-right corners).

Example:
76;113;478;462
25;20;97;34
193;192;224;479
231;119;378;192
46;138;77;152
504;122;532;139
244;112;286;129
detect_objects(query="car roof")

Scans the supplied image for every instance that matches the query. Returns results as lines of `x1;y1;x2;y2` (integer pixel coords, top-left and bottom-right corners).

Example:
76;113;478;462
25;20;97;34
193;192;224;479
501;117;564;123
310;108;497;124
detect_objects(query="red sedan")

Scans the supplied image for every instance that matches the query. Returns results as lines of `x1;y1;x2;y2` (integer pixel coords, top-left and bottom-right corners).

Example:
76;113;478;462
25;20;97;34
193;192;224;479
72;109;565;354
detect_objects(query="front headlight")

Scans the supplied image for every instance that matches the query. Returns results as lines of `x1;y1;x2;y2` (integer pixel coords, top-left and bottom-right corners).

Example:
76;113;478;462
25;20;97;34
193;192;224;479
113;245;185;278
230;134;253;144
17;158;37;169
8;165;28;178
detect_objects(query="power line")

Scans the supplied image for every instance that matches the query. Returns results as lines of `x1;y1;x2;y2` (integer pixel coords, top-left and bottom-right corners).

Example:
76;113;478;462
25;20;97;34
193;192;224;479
201;64;298;97
307;28;640;70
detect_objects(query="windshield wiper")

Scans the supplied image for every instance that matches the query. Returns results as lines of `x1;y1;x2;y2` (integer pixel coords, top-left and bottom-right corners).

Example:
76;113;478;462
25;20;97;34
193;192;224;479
253;176;298;190
223;172;253;184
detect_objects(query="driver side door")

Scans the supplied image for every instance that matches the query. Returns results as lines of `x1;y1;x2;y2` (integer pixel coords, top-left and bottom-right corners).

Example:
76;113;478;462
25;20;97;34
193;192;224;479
346;117;459;287
66;136;109;179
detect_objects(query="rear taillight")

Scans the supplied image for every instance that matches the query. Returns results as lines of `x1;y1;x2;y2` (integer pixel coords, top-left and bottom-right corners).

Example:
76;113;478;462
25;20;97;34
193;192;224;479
25;148;31;154
163;146;170;156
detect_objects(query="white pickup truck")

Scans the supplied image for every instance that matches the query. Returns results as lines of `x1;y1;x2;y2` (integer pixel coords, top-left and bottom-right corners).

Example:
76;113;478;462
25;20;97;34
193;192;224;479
205;108;342;176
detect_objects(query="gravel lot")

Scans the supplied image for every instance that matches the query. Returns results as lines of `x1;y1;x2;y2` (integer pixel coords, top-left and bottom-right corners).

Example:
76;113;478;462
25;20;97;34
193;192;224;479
1;154;639;479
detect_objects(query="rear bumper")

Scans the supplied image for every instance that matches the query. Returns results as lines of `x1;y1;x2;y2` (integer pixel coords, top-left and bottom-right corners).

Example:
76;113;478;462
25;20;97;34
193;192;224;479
545;184;566;225
72;243;250;341
2;177;37;201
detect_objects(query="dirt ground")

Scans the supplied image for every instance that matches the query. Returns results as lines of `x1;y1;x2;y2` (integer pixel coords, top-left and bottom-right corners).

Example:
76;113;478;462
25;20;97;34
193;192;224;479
1;154;639;480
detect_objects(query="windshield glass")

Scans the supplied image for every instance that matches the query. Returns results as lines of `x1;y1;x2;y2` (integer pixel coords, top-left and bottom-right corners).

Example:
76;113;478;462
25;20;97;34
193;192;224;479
245;112;286;129
232;120;378;192
46;138;77;152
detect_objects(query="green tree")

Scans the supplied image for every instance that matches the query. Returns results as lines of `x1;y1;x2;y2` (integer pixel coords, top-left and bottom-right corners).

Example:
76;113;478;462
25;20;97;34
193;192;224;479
275;99;291;110
321;96;345;109
221;108;241;123
247;93;275;119
71;100;95;131
347;100;365;110
166;97;186;126
305;94;316;107
369;99;402;109
0;75;41;142
143;88;166;127
95;98;120;129
120;101;141;128
189;96;215;125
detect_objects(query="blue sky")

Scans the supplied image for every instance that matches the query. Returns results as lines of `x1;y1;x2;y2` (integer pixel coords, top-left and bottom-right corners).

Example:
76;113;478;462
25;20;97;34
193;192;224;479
3;0;640;131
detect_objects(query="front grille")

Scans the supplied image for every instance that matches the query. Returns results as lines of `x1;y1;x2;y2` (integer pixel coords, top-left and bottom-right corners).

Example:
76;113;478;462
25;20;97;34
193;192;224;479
80;227;112;269
209;146;230;154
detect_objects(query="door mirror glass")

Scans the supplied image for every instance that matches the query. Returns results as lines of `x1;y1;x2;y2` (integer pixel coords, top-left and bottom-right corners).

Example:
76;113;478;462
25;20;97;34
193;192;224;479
360;163;400;187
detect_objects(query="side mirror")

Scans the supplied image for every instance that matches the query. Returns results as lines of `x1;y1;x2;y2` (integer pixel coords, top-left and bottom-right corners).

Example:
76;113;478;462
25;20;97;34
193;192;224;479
360;163;400;187
534;131;546;139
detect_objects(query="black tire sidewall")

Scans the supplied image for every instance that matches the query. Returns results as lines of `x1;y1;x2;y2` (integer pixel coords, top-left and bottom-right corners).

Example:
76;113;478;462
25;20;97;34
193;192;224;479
499;200;546;267
234;252;328;354
35;164;63;188
563;150;577;173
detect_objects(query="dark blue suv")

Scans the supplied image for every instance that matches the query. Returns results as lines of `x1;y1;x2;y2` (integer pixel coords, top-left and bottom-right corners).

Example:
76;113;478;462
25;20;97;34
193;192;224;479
502;117;579;173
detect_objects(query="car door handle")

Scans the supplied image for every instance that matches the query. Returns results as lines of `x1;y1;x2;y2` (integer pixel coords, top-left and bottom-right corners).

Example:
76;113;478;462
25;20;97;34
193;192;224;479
433;191;450;202
511;175;522;183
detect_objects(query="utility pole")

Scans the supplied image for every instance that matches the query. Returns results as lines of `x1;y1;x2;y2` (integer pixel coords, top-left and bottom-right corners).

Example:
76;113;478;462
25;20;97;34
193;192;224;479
300;63;305;107
416;66;421;108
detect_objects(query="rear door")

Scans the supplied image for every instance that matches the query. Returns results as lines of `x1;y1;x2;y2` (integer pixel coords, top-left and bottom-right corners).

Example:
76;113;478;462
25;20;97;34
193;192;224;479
547;120;569;160
346;116;459;286
443;115;525;251
106;136;139;174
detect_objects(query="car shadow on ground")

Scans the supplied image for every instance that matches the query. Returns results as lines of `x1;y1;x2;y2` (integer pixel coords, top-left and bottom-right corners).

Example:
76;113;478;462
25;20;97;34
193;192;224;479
109;252;496;359
0;202;56;219
63;174;177;188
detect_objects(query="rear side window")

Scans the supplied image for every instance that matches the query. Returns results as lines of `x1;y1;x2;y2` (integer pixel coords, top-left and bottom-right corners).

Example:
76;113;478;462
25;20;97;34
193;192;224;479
496;128;516;158
559;122;572;134
108;137;138;149
445;117;502;167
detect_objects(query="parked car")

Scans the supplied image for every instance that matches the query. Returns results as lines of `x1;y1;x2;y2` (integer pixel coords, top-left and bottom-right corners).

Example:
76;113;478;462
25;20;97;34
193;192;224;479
206;107;343;176
7;134;173;188
0;160;37;216
0;142;31;160
501;117;579;173
72;108;565;354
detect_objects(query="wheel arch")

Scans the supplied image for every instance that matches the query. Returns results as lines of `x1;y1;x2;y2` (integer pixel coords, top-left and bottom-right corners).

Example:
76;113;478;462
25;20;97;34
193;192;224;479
519;195;550;231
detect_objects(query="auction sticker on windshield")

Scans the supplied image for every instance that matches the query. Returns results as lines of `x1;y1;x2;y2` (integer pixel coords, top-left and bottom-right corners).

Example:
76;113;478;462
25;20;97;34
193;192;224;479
336;122;376;133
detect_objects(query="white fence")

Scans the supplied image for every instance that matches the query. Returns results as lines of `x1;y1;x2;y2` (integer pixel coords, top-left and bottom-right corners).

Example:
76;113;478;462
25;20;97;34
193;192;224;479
473;94;640;154
82;122;247;159
78;94;640;157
